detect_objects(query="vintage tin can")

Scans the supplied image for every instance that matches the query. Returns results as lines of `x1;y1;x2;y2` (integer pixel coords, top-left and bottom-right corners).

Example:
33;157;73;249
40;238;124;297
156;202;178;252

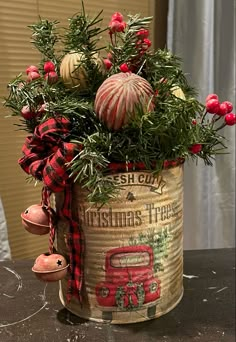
56;165;184;324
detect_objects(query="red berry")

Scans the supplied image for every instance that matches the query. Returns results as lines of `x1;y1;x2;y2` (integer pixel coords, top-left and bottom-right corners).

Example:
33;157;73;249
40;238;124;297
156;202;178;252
109;20;126;33
136;29;149;39
38;103;47;114
44;61;56;73
225;113;236;126
205;93;218;102
136;39;143;49
111;12;123;23
107;52;113;60
192;119;197;125
142;38;152;50
21;105;36;120
103;58;113;70
222;101;233;113
217;102;228;116
27;71;41;82
44;71;58;84
163;160;170;168
118;21;126;32
206;99;220;113
26;65;39;74
189;144;202;154
119;63;130;73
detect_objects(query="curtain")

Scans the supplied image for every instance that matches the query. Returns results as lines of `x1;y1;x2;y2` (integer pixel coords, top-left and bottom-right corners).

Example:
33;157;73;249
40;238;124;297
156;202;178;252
167;0;235;249
0;197;11;260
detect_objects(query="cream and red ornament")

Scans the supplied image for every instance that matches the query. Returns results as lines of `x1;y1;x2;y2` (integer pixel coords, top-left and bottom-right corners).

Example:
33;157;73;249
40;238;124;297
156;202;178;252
60;51;104;90
94;72;154;130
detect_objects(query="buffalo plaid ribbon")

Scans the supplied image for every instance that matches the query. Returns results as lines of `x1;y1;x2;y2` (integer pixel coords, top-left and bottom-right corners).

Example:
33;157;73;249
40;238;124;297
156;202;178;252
18;117;83;302
19;117;77;191
60;184;84;302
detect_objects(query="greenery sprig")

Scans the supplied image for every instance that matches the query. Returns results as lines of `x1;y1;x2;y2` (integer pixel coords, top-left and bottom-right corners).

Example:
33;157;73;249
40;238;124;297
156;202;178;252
29;19;60;67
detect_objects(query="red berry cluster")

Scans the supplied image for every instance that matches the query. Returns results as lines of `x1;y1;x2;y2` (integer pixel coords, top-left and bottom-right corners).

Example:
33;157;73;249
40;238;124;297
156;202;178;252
118;28;151;73
188;143;202;154
188;93;235;155
103;54;132;73
26;61;58;85
108;12;126;34
135;29;151;53
20;103;46;120
205;93;235;126
26;65;41;82
21;61;58;120
43;61;58;84
104;12;152;74
104;12;127;71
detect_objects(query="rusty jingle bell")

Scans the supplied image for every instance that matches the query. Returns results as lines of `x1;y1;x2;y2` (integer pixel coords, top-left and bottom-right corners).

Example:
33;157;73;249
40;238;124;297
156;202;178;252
21;204;50;235
32;252;69;282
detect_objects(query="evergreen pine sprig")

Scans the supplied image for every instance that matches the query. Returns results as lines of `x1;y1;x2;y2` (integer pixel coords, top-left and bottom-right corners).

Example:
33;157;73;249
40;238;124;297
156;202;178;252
68;139;121;205
29;19;60;66
61;3;108;97
63;5;106;54
144;49;196;96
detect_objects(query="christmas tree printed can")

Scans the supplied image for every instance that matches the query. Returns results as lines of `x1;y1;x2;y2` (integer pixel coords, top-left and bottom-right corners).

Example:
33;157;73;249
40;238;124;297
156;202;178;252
56;165;183;324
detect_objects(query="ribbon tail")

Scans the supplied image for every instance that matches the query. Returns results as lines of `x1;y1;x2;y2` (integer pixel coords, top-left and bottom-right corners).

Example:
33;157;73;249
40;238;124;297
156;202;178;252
61;185;84;303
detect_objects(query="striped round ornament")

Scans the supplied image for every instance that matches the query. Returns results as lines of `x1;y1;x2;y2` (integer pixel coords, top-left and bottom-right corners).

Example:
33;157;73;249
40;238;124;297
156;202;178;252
94;72;154;130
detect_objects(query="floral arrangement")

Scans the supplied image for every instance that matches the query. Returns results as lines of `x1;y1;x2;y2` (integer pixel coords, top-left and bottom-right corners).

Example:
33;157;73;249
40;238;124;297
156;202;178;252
4;3;236;206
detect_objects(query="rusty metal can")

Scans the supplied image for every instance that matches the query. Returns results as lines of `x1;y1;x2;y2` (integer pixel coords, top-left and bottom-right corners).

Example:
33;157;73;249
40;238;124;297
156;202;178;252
56;165;184;324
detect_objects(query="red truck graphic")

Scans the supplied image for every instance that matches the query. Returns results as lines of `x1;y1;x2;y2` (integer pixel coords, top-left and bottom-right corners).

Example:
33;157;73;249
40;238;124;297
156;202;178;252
95;245;161;313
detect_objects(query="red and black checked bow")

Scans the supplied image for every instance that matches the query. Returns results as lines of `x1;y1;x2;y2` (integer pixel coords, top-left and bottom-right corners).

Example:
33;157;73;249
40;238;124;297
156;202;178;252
18;117;83;302
19;117;77;191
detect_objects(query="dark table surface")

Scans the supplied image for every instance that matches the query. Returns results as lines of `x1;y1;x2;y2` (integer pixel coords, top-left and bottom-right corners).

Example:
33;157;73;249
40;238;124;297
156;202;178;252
0;248;235;342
